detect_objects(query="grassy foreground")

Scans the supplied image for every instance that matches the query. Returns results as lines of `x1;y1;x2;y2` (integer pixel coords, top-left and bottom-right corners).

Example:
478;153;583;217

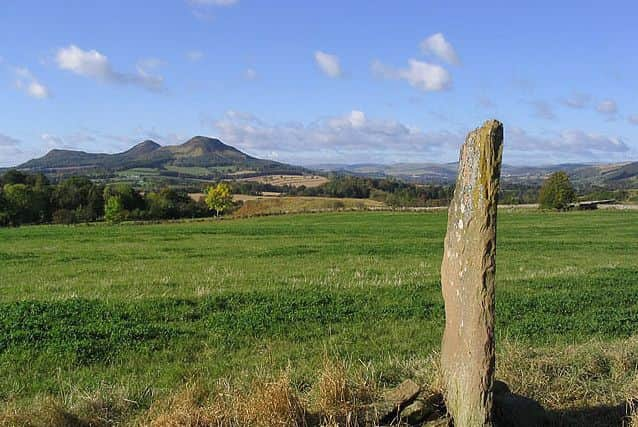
1;210;637;425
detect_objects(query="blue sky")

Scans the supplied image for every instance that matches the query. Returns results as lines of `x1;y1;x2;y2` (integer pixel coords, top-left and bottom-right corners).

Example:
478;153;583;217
1;0;637;167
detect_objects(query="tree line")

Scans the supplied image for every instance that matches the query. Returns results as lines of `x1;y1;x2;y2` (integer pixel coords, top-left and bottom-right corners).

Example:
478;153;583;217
0;170;233;226
230;176;456;207
0;168;603;226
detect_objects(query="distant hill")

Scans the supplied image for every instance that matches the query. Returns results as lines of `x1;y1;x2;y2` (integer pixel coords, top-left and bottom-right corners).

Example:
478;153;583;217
568;161;638;187
17;136;302;175
10;139;638;188
314;161;638;187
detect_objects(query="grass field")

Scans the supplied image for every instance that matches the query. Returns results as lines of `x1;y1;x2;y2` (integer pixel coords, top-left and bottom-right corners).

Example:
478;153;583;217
1;210;637;425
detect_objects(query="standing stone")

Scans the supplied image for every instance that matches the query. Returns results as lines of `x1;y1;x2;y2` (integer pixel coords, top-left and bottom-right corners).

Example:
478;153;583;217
440;119;504;427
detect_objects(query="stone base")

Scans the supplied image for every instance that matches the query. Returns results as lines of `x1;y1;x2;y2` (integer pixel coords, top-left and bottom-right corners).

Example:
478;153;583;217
364;379;548;427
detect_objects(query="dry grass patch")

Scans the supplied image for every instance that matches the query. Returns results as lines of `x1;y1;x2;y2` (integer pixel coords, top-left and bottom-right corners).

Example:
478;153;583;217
143;362;381;427
311;359;378;426
145;373;306;427
241;372;307;427
146;383;220;427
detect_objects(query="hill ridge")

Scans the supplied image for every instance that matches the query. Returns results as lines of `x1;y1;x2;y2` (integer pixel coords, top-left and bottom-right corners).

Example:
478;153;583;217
17;136;296;174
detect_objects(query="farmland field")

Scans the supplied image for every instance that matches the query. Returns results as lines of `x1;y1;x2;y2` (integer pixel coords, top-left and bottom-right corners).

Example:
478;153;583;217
238;174;330;188
1;210;637;425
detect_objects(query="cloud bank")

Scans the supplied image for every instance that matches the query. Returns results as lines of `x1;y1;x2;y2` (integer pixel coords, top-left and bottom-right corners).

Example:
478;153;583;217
210;110;456;163
207;110;630;164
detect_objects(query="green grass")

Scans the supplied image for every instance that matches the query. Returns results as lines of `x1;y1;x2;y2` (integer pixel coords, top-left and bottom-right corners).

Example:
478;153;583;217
1;210;637;422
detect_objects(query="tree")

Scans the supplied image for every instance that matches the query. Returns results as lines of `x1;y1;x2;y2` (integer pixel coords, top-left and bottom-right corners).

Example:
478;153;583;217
54;177;103;222
104;196;126;223
0;170;29;185
2;183;46;225
103;183;144;212
539;171;576;210
204;182;233;217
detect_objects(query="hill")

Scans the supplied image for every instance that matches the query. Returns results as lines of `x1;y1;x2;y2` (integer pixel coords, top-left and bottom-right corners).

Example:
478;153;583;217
17;136;303;176
314;161;638;188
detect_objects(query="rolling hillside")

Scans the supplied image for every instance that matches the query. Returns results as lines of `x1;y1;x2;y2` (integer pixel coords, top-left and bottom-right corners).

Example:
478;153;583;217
17;136;303;175
314;161;638;187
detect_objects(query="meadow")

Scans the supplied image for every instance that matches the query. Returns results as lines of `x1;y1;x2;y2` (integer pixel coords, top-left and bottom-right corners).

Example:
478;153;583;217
1;210;637;425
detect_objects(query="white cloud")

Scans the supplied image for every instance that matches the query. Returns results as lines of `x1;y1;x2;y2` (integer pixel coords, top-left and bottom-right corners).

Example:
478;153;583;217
314;51;342;78
628;115;638;125
244;67;257;80
420;33;460;65
55;45;164;91
13;67;50;99
56;46;110;78
327;110;366;129
372;59;451;92
187;50;204;61
596;99;617;115
209;110;457;163
27;82;49;99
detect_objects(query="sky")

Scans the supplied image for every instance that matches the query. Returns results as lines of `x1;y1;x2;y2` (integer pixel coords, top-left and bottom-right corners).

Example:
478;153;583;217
1;0;638;167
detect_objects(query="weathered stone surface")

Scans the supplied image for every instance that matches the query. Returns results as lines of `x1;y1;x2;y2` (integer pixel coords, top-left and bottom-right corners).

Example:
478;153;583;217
372;379;421;422
400;392;445;425
383;379;420;406
401;399;430;424
440;119;504;427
